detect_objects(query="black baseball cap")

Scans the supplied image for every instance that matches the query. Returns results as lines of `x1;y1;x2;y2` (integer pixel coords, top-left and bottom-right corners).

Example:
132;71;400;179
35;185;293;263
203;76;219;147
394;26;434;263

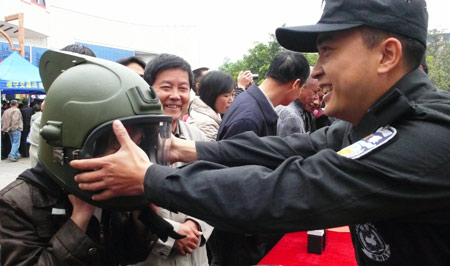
276;0;428;52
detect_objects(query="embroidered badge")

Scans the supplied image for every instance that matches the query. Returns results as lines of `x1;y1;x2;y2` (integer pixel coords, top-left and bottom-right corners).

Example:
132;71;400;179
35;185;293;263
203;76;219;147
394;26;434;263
337;126;397;159
356;223;391;262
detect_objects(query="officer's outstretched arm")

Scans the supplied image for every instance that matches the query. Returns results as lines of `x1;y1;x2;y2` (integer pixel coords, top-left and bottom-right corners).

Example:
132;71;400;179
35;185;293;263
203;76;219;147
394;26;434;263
169;135;198;163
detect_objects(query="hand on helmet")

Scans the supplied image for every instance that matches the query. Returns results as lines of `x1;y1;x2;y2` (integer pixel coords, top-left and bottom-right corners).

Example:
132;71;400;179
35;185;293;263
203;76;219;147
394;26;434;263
169;135;197;164
71;120;151;201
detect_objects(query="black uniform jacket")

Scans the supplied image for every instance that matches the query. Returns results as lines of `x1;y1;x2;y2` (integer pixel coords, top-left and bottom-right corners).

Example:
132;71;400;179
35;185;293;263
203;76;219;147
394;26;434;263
145;69;450;265
0;164;155;266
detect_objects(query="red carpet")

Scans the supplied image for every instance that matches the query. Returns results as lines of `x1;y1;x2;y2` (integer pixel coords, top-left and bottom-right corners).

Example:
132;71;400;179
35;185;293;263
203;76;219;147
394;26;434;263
258;230;358;266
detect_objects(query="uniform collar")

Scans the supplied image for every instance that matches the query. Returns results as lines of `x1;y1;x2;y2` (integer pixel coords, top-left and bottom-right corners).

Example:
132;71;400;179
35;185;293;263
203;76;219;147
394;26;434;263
349;69;428;142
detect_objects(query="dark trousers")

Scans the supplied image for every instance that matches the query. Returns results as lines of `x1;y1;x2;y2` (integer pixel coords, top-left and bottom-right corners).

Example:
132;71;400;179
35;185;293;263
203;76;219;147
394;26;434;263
1;132;11;160
208;229;284;266
20;125;30;157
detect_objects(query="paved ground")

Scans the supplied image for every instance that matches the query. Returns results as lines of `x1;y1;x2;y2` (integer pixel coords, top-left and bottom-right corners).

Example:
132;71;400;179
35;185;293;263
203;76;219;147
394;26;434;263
0;157;31;190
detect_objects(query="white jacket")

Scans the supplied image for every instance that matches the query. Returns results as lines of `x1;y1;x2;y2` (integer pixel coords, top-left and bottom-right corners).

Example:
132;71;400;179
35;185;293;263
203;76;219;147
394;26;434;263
187;97;222;141
138;120;213;266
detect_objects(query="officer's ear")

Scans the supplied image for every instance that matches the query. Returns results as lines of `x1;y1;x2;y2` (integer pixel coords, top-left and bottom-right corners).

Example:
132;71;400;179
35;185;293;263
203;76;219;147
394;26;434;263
377;37;402;75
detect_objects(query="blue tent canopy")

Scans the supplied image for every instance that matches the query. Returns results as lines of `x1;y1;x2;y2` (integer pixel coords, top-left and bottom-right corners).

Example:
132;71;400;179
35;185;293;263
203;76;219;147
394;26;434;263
0;52;45;94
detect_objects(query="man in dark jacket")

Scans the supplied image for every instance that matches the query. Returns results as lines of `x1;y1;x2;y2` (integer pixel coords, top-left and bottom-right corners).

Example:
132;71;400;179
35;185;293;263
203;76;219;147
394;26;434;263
19;98;33;158
72;0;450;265
217;50;310;140
213;50;310;265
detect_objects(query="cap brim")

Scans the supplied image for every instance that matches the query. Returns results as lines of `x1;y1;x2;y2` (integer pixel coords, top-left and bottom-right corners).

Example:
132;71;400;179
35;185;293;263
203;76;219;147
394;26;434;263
276;23;362;52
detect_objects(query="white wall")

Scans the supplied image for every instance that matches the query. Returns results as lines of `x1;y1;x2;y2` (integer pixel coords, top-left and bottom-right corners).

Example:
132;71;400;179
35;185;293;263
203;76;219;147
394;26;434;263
0;0;50;47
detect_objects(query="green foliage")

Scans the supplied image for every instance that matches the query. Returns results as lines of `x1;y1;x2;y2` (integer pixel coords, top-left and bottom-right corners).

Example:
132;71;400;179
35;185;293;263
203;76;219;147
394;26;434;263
426;29;450;91
219;29;449;91
219;34;281;83
304;53;319;67
219;34;318;83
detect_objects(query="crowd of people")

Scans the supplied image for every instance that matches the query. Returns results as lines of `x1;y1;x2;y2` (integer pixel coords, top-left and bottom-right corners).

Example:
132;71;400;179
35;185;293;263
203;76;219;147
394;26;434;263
2;0;450;265
1;98;43;162
0;41;329;266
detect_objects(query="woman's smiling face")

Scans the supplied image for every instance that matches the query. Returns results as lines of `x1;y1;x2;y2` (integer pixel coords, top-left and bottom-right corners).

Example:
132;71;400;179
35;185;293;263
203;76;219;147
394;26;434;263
152;68;191;128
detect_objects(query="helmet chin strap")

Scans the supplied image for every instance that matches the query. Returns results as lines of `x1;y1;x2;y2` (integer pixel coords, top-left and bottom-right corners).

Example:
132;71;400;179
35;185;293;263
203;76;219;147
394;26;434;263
138;207;185;242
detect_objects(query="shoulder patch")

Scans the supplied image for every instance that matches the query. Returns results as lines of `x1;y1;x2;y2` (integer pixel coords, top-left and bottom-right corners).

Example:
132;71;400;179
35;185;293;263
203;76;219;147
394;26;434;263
337;126;397;159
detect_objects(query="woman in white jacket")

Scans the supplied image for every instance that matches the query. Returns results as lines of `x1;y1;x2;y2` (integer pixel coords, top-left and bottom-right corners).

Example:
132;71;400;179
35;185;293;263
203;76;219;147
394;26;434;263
187;71;235;141
137;54;213;266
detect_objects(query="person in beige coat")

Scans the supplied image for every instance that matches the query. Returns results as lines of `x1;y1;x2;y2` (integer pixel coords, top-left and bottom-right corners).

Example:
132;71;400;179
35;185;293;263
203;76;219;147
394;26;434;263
187;71;236;141
1;100;23;162
138;53;213;266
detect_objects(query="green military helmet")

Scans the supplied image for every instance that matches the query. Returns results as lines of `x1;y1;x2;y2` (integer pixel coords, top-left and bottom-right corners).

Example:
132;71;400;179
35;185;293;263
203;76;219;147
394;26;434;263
38;50;172;210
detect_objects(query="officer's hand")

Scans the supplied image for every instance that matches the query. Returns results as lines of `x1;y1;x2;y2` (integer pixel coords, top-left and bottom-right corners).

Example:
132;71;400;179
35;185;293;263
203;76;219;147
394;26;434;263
71;120;151;201
169;136;197;164
174;220;202;255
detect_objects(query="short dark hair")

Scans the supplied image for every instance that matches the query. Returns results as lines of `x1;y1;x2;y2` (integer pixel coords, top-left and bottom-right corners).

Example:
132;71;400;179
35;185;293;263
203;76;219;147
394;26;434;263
60;44;96;57
22;98;29;105
359;26;426;72
265;50;310;86
32;103;41;112
198;71;236;112
193;67;209;85
116;56;146;70
144;54;193;88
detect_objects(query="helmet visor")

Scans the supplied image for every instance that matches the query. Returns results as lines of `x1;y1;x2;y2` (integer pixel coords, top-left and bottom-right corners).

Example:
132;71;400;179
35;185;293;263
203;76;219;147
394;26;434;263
70;115;172;210
77;115;172;165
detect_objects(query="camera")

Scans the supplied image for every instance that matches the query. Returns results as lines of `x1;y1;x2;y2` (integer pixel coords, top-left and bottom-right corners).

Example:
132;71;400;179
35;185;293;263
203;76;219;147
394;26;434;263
252;74;259;80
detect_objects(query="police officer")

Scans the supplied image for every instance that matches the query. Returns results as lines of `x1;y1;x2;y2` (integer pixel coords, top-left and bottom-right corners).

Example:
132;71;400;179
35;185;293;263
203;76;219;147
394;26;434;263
72;0;450;265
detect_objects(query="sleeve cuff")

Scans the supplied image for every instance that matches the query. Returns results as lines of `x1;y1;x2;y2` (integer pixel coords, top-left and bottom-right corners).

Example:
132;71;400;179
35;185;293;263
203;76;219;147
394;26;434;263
144;164;177;203
185;217;213;246
196;141;221;162
53;219;98;262
151;236;175;259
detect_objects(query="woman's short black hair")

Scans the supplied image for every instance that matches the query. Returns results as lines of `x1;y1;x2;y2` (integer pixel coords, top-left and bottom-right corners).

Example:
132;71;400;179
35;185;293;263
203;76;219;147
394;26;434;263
198;71;236;112
144;53;193;88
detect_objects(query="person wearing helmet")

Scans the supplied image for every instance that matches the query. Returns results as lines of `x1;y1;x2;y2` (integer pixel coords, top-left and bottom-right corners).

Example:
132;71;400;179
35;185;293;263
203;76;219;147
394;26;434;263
0;50;175;265
29;44;96;168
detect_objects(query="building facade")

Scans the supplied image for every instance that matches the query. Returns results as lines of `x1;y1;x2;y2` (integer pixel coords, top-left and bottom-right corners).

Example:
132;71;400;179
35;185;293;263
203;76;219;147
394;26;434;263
0;0;201;66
